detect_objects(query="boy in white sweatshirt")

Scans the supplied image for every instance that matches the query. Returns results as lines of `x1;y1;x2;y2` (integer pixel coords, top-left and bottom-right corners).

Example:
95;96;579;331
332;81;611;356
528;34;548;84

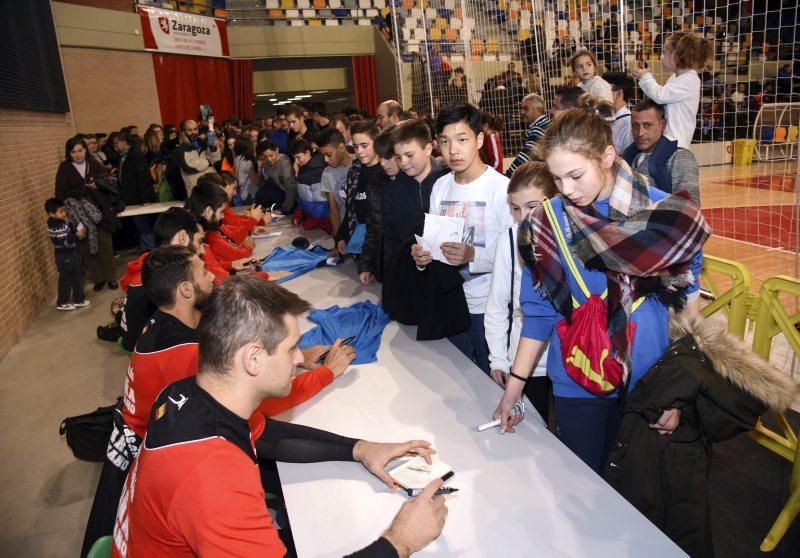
484;162;557;422
412;103;514;373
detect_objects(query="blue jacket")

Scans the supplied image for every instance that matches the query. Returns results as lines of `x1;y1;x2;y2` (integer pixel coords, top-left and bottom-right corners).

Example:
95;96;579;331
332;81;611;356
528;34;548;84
520;192;703;398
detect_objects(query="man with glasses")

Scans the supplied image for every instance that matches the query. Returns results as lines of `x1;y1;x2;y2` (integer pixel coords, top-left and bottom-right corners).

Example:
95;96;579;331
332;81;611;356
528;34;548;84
376;100;403;130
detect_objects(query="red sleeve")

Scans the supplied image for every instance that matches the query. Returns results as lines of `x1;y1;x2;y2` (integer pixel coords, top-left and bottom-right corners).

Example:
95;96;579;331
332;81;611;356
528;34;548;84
206;231;253;262
171;448;287;558
257;367;335;417
220;221;250;246
202;249;230;285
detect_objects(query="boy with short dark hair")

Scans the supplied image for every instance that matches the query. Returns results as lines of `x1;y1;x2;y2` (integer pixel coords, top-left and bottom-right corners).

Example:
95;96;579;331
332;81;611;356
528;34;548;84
411;104;514;373
255;140;297;215
289;138;330;233
46;198;89;311
316;127;354;235
381;119;448;269
334;120;385;284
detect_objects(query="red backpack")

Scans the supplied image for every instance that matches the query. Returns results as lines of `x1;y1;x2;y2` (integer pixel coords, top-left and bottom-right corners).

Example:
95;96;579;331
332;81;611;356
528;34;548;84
543;200;643;395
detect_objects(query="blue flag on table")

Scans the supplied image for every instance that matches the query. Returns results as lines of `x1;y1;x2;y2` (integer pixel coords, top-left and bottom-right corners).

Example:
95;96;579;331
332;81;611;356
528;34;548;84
259;245;329;283
300;301;391;365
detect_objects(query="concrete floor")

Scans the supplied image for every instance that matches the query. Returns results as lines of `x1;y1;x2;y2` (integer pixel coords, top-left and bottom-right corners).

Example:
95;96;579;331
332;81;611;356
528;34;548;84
0;271;128;557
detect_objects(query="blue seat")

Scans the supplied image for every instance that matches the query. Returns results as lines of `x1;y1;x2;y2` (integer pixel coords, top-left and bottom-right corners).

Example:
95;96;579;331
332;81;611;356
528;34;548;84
762;127;774;144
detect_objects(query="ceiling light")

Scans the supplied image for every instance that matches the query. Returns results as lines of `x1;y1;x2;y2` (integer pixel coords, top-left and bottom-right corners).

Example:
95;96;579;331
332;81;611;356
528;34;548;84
269;98;278;102
309;90;328;94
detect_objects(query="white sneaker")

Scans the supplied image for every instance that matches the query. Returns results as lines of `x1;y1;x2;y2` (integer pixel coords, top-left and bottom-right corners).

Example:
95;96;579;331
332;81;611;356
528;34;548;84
73;300;91;308
56;304;75;311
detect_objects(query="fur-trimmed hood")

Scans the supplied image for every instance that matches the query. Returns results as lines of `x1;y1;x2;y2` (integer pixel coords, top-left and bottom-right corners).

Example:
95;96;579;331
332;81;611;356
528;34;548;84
669;313;797;411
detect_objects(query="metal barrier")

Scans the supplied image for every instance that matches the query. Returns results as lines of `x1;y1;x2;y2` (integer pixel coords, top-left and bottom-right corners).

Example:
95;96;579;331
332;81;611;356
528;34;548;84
747;275;800;551
700;255;753;339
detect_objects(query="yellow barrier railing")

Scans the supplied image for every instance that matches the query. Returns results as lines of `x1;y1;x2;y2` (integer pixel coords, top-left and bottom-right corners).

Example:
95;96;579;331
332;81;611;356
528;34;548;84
747;275;800;552
700;255;753;339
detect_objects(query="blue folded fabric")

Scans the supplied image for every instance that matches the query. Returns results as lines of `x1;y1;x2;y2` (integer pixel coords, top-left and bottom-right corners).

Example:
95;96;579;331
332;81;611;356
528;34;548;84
300;301;391;365
259;245;329;283
345;222;367;254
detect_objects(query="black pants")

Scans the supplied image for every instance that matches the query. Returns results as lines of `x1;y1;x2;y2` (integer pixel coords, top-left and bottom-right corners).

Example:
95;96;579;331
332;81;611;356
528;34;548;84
553;396;622;475
55;252;85;305
80;229;116;284
81;412;140;557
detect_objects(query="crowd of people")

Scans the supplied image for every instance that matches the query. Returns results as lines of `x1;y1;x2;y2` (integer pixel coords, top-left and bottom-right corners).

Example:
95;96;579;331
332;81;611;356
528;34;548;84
44;30;796;558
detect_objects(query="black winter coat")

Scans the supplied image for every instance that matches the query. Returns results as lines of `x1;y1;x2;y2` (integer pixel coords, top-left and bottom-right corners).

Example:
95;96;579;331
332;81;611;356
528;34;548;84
381;235;470;340
605;316;797;558
119;147;156;206
380;160;448;269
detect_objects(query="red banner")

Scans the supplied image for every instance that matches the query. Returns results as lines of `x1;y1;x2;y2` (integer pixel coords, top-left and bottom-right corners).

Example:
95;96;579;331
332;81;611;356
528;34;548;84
139;6;229;58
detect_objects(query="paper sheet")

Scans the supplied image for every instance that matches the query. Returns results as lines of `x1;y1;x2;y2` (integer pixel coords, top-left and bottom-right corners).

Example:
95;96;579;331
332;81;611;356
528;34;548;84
388;455;453;490
415;213;465;264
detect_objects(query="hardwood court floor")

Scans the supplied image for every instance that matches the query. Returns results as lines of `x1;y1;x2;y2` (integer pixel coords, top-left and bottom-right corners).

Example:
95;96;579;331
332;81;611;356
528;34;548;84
699;160;798;292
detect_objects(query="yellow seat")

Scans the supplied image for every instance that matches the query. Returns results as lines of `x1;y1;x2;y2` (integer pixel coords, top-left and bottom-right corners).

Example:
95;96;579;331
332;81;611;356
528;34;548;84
435;17;447;29
519;28;531;41
788;125;799;143
309;18;323;25
280;0;295;7
429;28;442;40
486;39;500;53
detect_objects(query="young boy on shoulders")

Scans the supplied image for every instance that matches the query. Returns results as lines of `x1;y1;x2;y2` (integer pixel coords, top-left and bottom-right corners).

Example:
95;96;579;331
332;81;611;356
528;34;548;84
382;119;449;269
411;104;514;373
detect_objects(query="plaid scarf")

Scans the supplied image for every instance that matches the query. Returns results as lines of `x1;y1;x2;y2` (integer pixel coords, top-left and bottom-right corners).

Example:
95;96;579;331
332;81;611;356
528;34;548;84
519;159;711;379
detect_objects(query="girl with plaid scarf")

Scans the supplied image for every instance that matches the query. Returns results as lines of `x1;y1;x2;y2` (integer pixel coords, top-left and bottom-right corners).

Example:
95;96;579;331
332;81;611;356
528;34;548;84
491;96;709;473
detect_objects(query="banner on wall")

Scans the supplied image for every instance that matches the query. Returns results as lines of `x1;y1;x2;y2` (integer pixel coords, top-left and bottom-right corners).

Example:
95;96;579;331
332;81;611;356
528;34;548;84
139;6;229;58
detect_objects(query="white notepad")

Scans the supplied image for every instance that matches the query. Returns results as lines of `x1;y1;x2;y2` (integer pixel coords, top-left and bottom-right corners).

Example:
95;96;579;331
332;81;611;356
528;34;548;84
388;455;453;491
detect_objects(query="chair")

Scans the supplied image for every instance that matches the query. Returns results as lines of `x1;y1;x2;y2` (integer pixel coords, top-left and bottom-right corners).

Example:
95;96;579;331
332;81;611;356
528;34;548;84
87;536;113;558
774;126;788;143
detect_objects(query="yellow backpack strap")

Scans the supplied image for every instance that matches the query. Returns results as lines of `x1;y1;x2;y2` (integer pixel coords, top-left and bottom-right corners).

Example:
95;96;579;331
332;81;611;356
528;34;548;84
543;199;646;312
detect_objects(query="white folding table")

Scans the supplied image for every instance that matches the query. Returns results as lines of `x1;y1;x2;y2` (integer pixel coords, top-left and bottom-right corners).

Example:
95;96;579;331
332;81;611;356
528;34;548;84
251;238;685;558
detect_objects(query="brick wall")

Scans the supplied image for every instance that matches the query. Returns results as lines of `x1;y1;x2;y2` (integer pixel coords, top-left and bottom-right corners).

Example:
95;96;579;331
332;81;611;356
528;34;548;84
61;47;162;135
0;109;75;360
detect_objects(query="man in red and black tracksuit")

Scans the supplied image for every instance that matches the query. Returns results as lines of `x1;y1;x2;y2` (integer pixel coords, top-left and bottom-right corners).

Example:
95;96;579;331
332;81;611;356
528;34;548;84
118;207;205;352
113;277;448;557
83;247;350;556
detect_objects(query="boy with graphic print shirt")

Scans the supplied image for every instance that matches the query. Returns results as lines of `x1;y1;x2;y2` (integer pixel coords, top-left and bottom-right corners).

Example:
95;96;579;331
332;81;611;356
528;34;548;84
412;103;514;374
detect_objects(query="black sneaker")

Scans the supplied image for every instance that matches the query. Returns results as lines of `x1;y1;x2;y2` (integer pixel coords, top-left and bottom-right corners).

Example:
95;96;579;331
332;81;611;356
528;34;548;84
108;281;118;290
97;323;123;342
93;282;106;292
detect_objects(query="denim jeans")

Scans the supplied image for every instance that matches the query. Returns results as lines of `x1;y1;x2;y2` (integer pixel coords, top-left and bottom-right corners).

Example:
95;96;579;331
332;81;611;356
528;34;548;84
55;251;85;305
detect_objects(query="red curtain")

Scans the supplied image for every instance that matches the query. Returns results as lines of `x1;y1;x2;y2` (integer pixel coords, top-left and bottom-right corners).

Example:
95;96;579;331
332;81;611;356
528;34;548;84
230;59;254;121
351;55;378;115
152;54;253;125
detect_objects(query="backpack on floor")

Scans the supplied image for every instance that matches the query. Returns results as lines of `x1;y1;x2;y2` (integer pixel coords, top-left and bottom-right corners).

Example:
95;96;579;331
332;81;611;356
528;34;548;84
59;398;121;462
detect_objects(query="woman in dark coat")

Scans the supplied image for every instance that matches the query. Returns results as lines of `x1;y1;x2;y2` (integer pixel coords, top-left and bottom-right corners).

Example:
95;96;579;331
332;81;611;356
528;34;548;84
55;135;123;291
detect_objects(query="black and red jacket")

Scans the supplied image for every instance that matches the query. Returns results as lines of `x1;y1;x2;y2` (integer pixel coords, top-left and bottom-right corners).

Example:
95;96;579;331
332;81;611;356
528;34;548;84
119;253;155;352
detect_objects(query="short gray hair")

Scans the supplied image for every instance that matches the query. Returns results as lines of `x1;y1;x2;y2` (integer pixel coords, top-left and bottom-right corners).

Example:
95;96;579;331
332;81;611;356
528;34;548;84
522;93;545;111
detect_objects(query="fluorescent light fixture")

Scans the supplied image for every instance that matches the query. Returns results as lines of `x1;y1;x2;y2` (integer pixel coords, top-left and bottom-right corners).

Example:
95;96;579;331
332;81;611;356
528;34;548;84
309;90;328;94
297;94;312;98
269;98;278;102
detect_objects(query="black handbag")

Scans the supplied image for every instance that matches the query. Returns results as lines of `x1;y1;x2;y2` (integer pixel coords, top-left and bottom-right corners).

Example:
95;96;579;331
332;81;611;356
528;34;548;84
59;398;121;462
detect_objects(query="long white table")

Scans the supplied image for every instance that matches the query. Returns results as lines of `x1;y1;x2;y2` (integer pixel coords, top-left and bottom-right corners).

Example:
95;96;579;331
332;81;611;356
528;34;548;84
252;231;685;558
117;201;184;218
